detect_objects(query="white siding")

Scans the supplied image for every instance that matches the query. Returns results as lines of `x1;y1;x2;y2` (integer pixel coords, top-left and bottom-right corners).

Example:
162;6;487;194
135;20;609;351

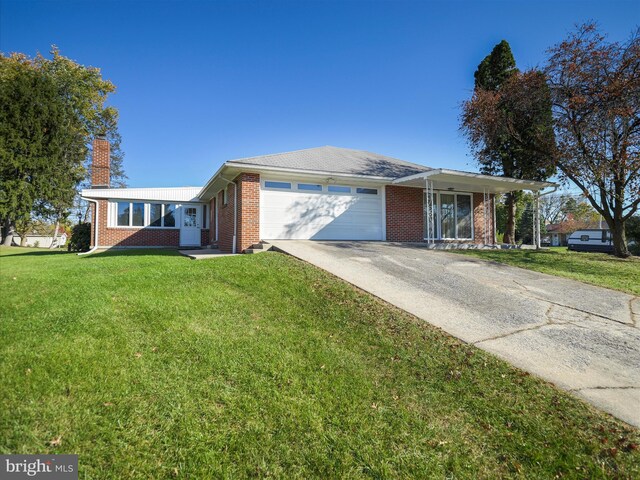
81;187;202;202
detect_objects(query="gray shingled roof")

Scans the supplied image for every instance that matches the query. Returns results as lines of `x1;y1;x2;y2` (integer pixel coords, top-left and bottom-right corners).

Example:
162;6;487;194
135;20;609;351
227;146;432;179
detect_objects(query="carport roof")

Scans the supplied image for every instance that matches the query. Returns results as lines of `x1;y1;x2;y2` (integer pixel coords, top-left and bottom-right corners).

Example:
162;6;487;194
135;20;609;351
393;169;556;193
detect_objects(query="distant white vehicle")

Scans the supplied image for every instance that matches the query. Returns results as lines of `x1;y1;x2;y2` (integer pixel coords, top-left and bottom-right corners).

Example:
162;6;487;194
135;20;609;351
567;229;613;253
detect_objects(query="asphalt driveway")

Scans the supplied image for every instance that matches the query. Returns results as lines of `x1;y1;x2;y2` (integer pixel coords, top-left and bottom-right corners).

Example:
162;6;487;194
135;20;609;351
270;240;640;427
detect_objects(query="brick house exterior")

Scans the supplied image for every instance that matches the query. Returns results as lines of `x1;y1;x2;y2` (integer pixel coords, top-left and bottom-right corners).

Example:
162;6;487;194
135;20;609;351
82;142;547;253
236;173;261;253
385;186;425;242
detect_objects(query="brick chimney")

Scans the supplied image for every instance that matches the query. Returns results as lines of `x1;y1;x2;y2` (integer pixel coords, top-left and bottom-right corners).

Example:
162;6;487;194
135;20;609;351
91;136;110;188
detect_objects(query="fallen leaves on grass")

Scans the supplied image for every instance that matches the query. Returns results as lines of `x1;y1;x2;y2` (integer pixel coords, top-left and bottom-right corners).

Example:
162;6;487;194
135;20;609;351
49;436;62;446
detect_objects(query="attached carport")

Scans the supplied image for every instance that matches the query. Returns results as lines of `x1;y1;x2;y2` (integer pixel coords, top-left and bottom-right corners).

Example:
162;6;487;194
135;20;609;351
392;169;555;246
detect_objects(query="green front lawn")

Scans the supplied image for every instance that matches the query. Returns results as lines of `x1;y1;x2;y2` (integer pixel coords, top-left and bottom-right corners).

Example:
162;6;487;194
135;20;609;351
450;247;640;296
1;247;638;478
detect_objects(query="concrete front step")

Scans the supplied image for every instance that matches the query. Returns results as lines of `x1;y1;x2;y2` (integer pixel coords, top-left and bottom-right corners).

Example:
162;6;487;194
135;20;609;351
244;241;272;254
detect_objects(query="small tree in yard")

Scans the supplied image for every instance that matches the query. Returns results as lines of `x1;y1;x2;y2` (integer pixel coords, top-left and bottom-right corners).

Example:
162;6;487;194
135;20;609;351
545;24;640;257
461;41;556;244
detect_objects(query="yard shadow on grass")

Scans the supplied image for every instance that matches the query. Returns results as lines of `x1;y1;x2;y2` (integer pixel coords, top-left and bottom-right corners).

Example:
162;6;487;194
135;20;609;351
81;248;182;259
0;248;72;258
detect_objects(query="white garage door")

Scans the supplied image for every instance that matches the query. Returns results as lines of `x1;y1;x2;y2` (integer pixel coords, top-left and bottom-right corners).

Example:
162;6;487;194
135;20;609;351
260;180;383;240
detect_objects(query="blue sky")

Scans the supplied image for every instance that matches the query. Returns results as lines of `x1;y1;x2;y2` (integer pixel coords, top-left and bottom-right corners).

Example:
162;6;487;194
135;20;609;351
1;0;638;188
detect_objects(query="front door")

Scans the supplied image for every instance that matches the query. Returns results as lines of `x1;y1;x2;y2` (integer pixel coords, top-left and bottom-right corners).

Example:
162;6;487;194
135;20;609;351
180;205;201;246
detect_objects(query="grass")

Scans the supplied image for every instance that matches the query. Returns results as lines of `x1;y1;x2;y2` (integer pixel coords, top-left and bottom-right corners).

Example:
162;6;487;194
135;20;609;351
450;247;640;296
1;247;639;479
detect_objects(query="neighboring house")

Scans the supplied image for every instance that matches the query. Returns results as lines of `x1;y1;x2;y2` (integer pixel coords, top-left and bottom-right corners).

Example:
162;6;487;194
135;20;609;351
544;214;602;247
545;223;569;246
81;137;553;253
13;227;67;248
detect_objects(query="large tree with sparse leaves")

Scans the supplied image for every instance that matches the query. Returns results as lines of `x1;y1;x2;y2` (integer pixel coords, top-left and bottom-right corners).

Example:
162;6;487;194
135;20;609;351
545;24;640;258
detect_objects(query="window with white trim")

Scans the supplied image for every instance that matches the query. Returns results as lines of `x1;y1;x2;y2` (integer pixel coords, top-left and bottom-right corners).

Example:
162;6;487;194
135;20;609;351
328;185;351;193
116;201;144;227
109;201;182;228
149;203;176;228
356;187;378;195
298;183;322;191
265;181;292;189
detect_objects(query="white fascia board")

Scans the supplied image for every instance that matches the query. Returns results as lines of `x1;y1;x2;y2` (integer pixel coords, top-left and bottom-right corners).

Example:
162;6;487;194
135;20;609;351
224;162;395;182
436;169;557;189
80;187;203;203
391;170;440;184
197;162;231;200
393;168;557;191
197;162;395;201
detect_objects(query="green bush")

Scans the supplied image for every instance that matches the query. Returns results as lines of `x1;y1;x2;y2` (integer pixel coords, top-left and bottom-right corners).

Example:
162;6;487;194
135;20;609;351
68;223;91;252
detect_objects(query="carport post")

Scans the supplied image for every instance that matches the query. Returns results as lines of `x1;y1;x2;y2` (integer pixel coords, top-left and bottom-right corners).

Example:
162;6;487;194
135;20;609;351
534;192;541;249
424;178;435;244
483;188;490;244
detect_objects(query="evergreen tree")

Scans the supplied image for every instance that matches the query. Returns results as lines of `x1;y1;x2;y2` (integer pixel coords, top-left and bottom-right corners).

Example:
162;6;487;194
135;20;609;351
462;41;556;245
474;40;518;91
0;48;124;244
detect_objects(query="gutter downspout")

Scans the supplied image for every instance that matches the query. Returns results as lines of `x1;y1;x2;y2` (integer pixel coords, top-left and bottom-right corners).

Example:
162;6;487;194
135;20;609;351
220;176;238;254
535;185;559;249
78;197;100;256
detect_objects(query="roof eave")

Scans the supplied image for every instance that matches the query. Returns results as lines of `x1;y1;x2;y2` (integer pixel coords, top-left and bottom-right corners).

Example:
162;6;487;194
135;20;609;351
225;161;397;181
197;161;400;201
393;169;557;192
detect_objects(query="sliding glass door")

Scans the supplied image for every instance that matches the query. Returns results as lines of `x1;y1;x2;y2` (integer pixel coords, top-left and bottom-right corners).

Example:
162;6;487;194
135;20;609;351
424;192;473;240
456;195;472;239
440;194;456;239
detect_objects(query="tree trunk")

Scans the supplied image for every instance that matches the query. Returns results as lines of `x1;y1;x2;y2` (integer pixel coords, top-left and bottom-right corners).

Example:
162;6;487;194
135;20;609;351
504;192;517;244
611;220;630;258
49;219;60;249
19;234;27;247
2;218;14;246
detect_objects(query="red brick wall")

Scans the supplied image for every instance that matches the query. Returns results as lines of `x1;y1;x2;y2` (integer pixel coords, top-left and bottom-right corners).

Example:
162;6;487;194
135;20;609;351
200;229;210;247
237;173;260;252
473;192;495;244
214;173;261;253
385;186;424;242
91;137;110;188
90;200;212;248
208;197;216;244
217;184;236;253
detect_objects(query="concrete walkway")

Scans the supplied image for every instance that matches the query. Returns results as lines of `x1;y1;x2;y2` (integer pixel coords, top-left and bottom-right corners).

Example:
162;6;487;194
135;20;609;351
178;248;238;260
270;240;640;427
